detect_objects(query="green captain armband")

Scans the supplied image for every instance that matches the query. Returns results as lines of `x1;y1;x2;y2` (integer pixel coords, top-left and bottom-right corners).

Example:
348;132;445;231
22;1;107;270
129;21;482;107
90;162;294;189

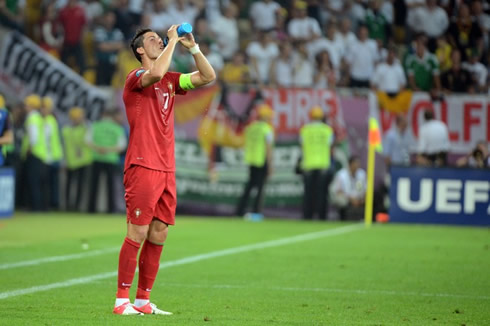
179;73;195;90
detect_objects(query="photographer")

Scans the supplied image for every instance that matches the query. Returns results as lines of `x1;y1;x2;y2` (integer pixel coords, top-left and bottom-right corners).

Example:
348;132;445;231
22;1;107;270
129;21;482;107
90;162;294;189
456;141;490;169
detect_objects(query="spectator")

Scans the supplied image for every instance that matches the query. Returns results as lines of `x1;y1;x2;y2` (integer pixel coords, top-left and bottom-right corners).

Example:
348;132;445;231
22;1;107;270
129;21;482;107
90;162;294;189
314;50;337;89
292;41;315;88
209;2;239;61
456;141;490;168
383;115;414;166
435;35;452;72
413;0;449;52
447;3;484;61
21;94;48;211
62;107;92;211
40;97;63;210
82;0;103;25
345;25;378;88
323;0;348;22
371;45;406;94
86;109;127;213
416;110;450;167
336;17;357;54
94;11;125;86
39;1;64;58
299;106;334;220
364;0;390;45
246;31;279;86
146;0;172;35
193;17;216;46
405;0;426;35
0;0;24;32
59;0;87;74
270;42;294;87
405;34;441;92
380;0;394;25
462;49;488;93
235;105;274;220
330;155;366;221
249;0;281;32
288;0;321;43
0;94;13;167
471;0;489;50
112;0;139;40
167;0;203;27
441;49;474;93
308;21;343;74
197;41;223;76
221;52;250;85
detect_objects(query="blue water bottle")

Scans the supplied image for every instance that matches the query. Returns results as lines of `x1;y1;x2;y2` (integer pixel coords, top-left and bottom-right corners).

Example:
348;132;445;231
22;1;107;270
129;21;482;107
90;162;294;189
164;23;193;46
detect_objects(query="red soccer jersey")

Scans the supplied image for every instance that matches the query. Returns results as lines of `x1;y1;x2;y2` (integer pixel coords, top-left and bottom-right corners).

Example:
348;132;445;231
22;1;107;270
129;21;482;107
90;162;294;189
123;68;187;173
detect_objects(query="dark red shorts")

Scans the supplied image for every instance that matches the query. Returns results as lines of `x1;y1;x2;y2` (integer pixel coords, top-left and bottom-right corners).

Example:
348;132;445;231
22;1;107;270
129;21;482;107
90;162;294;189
123;165;176;226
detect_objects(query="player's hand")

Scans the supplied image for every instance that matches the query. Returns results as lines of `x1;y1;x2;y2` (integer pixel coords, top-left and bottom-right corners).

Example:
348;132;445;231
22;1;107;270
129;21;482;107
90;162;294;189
166;25;181;43
179;33;196;49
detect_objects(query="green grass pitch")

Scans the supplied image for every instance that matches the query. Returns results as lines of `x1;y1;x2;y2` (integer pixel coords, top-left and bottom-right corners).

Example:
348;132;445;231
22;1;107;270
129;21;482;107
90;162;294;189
0;213;488;325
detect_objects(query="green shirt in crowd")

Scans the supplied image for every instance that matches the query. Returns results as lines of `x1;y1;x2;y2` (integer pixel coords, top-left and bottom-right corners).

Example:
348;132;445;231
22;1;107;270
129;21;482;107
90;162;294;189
87;118;126;164
405;51;440;91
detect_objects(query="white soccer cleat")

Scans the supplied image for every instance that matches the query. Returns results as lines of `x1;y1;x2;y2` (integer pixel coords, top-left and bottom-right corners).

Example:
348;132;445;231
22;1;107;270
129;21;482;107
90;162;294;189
113;302;144;315
134;302;173;315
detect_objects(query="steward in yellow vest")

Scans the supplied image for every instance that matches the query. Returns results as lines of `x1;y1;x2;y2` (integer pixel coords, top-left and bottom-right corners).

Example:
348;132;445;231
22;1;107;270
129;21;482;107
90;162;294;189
299;106;334;220
21;94;48;211
236;104;274;219
62;107;92;211
41;96;64;209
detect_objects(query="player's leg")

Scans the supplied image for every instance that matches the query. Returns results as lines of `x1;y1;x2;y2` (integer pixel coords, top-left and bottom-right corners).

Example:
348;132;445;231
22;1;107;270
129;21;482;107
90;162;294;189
114;166;163;315
133;172;175;315
236;165;257;216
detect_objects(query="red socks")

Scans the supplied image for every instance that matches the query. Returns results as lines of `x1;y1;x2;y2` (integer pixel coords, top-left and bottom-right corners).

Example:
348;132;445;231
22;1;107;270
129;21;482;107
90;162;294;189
136;240;164;300
116;237;141;298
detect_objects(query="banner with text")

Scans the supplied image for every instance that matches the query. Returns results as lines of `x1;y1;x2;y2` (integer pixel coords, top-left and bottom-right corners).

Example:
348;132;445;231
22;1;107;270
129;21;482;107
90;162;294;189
389;166;490;226
0;28;111;122
370;92;489;154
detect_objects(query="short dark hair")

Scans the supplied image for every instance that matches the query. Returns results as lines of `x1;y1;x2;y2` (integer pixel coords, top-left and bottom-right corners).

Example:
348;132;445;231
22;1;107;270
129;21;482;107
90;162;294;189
349;155;360;165
130;28;153;62
424;110;434;121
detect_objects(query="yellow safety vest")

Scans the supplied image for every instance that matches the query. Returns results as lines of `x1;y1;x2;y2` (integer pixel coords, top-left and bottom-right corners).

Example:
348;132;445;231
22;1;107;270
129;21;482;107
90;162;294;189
244;121;273;167
21;111;47;161
44;115;64;162
300;122;333;171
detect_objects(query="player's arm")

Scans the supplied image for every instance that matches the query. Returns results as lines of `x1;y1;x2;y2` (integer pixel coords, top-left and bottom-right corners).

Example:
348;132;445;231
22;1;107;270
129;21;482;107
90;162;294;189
178;34;216;89
141;25;181;88
0;129;12;145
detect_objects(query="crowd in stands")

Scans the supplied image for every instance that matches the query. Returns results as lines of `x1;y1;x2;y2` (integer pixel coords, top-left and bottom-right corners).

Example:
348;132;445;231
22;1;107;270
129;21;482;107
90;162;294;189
0;0;488;92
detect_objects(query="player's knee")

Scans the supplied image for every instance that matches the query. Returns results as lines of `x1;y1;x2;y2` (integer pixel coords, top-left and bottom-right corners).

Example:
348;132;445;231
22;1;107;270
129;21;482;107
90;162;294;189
148;224;168;244
127;223;149;243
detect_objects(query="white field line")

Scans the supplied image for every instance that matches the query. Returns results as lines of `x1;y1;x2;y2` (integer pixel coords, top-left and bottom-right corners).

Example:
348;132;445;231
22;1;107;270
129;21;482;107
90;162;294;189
0;247;120;270
0;224;362;300
160;283;490;301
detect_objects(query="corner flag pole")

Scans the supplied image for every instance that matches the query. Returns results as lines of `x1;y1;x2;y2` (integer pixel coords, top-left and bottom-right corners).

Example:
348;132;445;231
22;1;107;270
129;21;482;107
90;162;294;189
365;118;382;227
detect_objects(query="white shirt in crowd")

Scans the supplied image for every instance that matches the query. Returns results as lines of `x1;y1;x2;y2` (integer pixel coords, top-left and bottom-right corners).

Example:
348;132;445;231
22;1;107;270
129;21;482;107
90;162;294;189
462;61;488;88
383;127;415;165
380;0;394;24
371;61;407;93
292;54;314;88
346;38;378;81
307;37;344;70
331;168;367;201
414;5;449;38
210;15;239;60
249;0;281;31
273;57;293;87
418;119;450;154
288;17;322;40
336;31;356;57
167;3;200;27
246;41;279;83
149;11;172;32
405;0;426;32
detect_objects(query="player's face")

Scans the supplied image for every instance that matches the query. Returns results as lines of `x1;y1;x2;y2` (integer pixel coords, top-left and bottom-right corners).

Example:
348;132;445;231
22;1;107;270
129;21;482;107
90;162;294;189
142;32;164;60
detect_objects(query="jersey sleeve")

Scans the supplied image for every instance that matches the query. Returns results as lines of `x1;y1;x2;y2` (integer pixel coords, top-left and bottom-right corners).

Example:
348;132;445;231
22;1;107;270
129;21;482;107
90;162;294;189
125;69;146;91
167;71;188;95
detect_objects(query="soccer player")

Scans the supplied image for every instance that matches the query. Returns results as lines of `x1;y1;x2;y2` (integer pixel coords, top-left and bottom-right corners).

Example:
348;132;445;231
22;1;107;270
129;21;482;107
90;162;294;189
113;25;216;315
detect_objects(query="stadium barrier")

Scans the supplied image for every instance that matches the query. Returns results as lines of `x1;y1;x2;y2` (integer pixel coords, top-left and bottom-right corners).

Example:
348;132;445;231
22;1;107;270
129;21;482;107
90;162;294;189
0;167;15;218
389;166;490;226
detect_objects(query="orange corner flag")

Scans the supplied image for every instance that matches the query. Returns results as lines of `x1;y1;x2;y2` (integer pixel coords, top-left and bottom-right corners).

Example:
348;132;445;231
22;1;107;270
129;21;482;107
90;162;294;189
368;117;382;152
